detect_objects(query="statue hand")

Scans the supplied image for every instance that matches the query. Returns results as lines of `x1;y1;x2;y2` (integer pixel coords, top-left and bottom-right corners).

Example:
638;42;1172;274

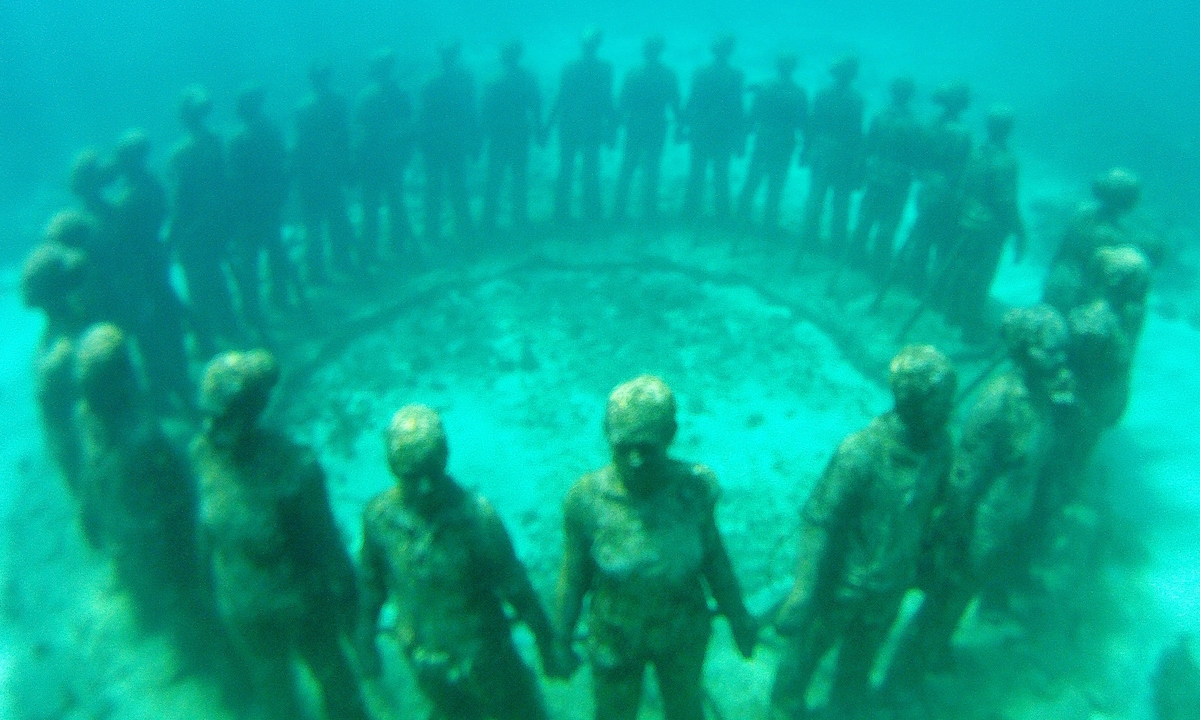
730;613;759;659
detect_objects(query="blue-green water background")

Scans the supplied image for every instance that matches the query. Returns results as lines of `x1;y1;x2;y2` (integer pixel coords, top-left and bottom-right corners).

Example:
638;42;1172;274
1;0;1198;262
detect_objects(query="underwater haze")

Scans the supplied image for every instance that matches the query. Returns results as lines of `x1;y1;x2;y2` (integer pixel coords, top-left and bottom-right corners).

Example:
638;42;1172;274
2;1;1200;719
3;0;1199;256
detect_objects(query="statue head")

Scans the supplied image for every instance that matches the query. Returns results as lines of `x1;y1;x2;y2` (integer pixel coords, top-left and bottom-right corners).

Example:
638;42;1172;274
889;345;956;444
199;350;280;443
775;52;799;78
985;104;1016;143
1001;305;1075;407
829;54;859;84
643;35;666;62
235;84;267;121
604;375;676;491
890;76;916;106
75;323;139;416
20;242;89;319
112;129;151;172
1091;168;1141;216
369;48;396;81
501;40;524;67
931;82;971;116
711;34;736;61
386;405;451;507
178;85;213;129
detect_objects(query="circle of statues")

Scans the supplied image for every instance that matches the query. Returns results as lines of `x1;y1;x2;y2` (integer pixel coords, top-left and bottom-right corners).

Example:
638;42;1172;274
19;27;1159;720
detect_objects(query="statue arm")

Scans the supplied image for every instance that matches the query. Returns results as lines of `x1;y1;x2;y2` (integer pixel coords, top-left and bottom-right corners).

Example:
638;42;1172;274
702;512;758;658
476;500;562;672
356;513;387;677
556;486;593;650
775;442;862;635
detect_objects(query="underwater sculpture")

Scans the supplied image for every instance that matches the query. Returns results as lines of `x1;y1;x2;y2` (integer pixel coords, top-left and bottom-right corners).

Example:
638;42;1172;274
355;48;415;260
558;375;758;720
612;35;680;224
799;55;865;254
294;63;356;283
549;27;616;225
771;346;955;720
193;350;369;720
168;84;241;349
420;41;481;245
848;76;921;279
679;35;746;223
1044;168;1142;314
481;40;543;231
736;52;807;231
899;306;1075;679
359;404;569;719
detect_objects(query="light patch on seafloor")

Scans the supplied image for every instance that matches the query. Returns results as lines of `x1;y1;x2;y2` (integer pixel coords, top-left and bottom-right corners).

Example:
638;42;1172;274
1117;313;1200;634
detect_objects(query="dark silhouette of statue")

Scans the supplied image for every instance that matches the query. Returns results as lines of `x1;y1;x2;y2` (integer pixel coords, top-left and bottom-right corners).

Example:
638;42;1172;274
481;40;542;232
228;85;304;323
897;82;972;291
548;28;615;225
736;52;807;230
612;35;680;225
679;35;745;222
355;49;414;261
848;77;921;278
168;85;241;348
108;130;193;412
294;63;355;283
799;56;864;254
940;105;1025;337
419;41;480;245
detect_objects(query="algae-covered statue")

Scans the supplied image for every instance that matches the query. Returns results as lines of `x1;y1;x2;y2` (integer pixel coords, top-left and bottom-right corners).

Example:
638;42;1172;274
193;350;368;720
848;77;921;278
771;346;956;720
358;404;569;720
1054;244;1151;487
799;55;864;253
22;237;97;506
940;104;1026;338
558;375;757;720
74;324;228;664
679;35;746;223
1043;167;1142;313
612;35;680;224
736;52;807;231
899;306;1075;679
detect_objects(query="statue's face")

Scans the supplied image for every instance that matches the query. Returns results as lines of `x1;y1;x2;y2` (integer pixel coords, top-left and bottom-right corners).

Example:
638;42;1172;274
389;437;449;507
895;377;955;443
1029;332;1076;407
611;440;668;493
